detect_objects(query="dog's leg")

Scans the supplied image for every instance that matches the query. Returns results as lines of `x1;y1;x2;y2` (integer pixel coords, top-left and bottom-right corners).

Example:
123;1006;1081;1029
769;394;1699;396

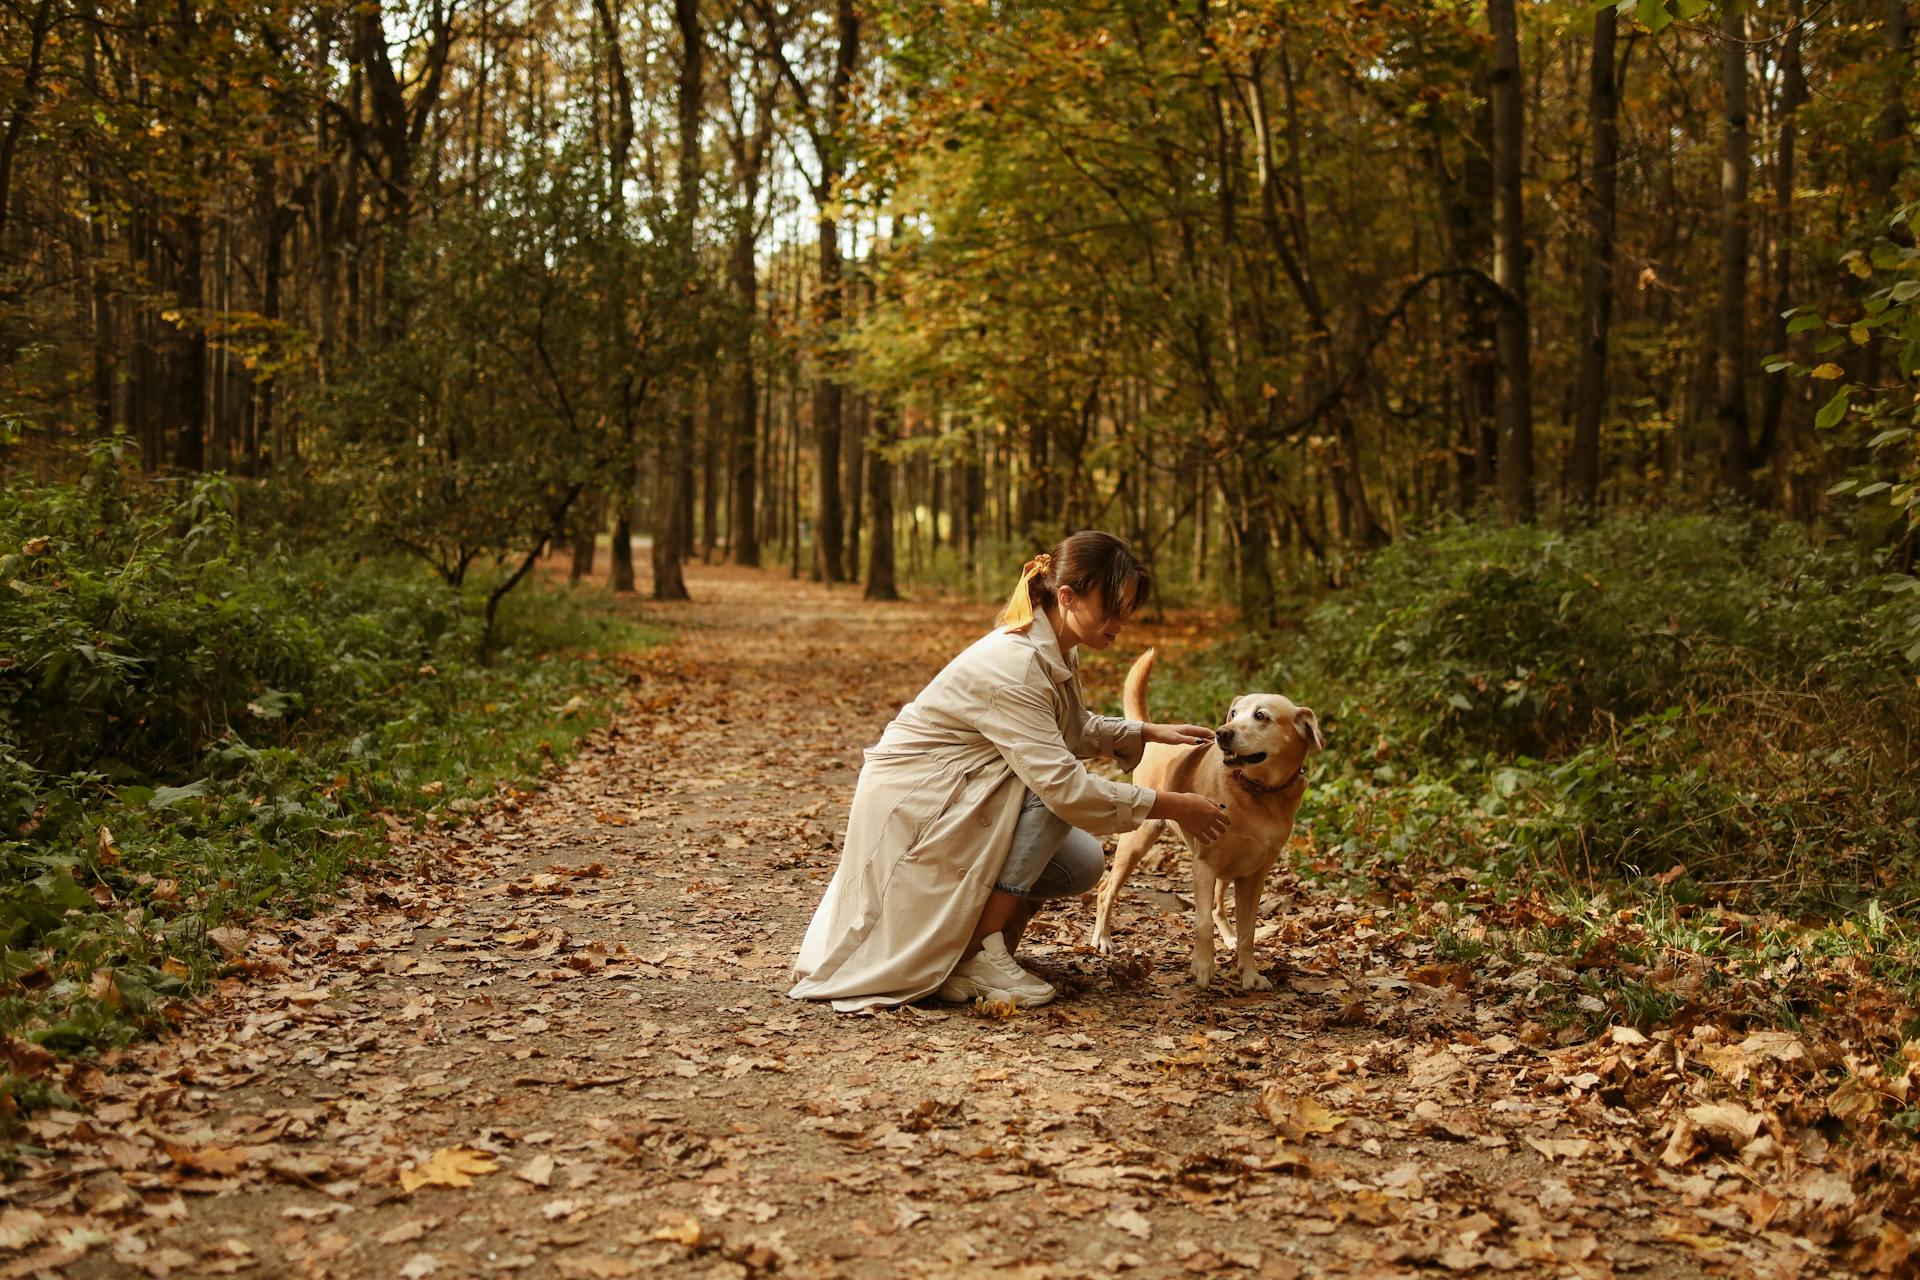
1211;878;1234;949
1233;876;1272;991
1091;820;1162;954
1190;857;1218;988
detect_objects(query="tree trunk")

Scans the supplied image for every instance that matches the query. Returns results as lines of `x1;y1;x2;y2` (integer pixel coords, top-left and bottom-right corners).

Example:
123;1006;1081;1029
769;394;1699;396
701;385;719;561
1019;416;1050;536
1714;1;1754;498
170;211;207;472
845;389;865;576
0;0;57;263
611;438;637;592
807;0;859;583
866;404;899;600
1488;0;1535;522
728;178;762;565
813;224;846;582
653;0;702;601
1571;6;1620;513
1758;1;1805;476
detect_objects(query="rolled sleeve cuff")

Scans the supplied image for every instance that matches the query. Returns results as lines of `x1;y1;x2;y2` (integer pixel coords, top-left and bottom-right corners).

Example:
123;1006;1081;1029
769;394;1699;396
1112;719;1146;772
1117;784;1156;831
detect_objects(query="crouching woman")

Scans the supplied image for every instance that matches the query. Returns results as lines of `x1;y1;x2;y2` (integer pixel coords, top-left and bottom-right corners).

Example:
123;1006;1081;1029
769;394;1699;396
789;530;1231;1011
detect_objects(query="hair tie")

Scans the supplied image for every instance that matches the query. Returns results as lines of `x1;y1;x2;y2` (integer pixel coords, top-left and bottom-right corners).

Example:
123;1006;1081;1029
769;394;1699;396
998;552;1053;632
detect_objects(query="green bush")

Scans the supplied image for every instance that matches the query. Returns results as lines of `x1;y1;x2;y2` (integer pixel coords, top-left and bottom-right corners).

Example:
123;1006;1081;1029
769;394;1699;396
0;449;663;1069
1149;513;1920;917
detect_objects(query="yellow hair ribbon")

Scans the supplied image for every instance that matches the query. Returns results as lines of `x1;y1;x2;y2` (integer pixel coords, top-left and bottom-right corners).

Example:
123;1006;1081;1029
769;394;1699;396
998;552;1054;632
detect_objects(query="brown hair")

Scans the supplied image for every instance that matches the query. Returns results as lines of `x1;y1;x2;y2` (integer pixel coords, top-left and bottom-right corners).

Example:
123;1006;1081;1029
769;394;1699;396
997;530;1151;632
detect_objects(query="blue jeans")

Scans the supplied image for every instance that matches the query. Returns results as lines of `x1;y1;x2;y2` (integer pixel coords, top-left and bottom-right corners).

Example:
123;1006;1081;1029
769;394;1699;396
993;789;1106;900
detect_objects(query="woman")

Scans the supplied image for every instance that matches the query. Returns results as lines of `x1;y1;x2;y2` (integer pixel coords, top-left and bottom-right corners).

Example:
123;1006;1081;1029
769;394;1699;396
790;530;1232;1011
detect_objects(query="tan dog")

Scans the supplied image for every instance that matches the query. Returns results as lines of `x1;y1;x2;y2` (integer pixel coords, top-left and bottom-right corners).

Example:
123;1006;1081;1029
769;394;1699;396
1090;649;1322;989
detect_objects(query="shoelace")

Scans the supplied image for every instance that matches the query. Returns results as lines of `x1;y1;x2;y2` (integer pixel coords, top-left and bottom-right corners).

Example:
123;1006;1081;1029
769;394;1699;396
987;950;1044;988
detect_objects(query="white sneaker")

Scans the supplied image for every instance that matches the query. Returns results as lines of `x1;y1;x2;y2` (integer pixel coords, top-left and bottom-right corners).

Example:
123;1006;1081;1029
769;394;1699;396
937;934;1057;1007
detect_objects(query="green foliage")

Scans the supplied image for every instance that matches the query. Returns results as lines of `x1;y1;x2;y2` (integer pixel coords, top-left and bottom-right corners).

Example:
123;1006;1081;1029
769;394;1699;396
309;141;718;621
1782;203;1920;567
0;457;663;1073
1150;513;1920;918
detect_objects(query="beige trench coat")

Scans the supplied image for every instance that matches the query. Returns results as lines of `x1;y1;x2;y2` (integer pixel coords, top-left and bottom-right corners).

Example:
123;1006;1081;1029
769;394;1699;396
790;608;1156;1011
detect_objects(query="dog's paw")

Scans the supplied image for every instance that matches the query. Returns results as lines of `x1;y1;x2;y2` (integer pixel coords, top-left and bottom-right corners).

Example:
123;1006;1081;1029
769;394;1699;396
1190;957;1216;987
1240;969;1274;992
1088;927;1115;955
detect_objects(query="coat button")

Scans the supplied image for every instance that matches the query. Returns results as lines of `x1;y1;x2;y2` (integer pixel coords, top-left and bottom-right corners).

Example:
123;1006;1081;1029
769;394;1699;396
977;814;991;828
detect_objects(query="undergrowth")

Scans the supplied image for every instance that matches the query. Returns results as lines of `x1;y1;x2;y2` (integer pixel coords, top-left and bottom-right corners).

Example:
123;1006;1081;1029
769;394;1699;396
1138;512;1920;1038
0;449;665;1121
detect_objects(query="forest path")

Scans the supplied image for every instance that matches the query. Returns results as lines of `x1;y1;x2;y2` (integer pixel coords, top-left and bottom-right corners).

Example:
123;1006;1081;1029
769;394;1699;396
14;560;1814;1279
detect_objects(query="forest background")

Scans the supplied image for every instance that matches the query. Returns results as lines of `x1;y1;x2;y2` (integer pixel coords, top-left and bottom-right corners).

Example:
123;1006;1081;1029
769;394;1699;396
3;0;1920;1141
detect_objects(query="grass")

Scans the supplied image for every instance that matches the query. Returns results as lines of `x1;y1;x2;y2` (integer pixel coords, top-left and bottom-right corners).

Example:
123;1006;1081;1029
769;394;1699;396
1;463;668;1128
1130;512;1920;1046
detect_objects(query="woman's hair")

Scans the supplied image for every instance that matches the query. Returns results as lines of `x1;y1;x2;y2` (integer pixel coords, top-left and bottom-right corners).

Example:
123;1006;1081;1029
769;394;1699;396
997;530;1151;631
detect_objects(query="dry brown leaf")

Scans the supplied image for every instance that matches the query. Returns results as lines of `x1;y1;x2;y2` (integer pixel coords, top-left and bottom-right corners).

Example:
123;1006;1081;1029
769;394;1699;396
1686;1102;1763;1147
514;1153;556;1187
163;1142;249;1176
379;1219;435;1246
556;1257;645;1279
0;1210;47;1251
398;1147;499;1192
1523;1135;1594;1162
1258;1086;1344;1142
206;926;251;957
1105;1207;1152;1241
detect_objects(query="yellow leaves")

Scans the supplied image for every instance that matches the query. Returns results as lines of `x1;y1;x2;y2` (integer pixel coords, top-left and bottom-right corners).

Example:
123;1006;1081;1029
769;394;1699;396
650;1212;703;1246
1811;362;1847;380
1257;1085;1344;1142
398;1146;499;1192
1661;1219;1733;1254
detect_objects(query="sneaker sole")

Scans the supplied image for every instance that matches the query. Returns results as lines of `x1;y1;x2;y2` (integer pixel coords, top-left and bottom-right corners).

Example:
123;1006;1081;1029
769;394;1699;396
936;979;1056;1008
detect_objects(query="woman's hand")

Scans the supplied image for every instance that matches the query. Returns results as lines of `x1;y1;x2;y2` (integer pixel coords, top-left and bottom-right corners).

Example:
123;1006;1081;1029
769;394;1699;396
1149;791;1232;844
1142;722;1216;747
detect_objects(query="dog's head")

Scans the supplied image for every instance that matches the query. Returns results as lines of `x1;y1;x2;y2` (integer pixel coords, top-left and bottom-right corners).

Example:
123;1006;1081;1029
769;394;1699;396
1215;694;1324;779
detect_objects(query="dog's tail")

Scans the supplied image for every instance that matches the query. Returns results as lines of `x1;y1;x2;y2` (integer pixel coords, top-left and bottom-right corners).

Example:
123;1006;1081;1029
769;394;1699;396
1123;647;1156;723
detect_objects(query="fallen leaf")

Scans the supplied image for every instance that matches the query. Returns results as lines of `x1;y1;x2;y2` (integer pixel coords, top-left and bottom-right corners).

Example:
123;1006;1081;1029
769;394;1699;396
1258;1086;1345;1142
652;1213;702;1246
1686;1102;1763;1148
398;1147;499;1192
380;1219;435;1246
514;1153;556;1187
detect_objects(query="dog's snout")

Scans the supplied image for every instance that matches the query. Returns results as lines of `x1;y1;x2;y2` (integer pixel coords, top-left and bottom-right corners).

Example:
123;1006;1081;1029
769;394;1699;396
1215;728;1234;746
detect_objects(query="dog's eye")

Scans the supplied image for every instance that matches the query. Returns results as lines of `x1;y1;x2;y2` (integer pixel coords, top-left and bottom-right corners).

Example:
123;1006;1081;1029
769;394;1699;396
1253;709;1269;722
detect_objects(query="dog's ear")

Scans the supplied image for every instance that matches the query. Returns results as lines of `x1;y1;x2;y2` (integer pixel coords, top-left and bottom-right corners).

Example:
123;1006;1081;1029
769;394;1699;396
1295;707;1325;751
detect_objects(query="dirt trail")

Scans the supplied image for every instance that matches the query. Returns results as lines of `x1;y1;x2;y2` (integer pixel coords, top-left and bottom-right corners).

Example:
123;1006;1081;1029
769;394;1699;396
5;562;1834;1279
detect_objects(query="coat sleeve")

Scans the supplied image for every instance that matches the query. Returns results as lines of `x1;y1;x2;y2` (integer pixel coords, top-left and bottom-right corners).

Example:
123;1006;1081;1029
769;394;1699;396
980;678;1156;836
1080;713;1146;773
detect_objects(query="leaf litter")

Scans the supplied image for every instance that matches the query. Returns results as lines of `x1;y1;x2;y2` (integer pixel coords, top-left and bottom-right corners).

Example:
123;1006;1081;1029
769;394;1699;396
0;560;1913;1278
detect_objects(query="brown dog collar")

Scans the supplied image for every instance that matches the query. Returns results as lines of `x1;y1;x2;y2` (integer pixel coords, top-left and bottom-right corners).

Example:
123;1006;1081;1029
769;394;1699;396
1231;765;1303;797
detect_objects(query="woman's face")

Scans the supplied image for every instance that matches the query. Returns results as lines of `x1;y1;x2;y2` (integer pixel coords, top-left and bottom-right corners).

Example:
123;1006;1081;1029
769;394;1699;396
1057;585;1130;651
